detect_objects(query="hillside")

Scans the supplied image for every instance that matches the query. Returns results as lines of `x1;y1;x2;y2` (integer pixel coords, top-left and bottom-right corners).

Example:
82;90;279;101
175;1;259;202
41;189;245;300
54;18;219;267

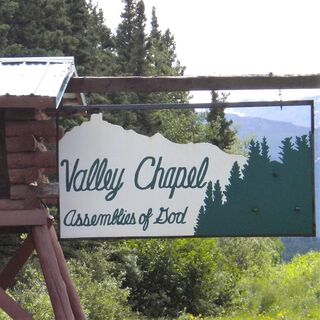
226;114;310;160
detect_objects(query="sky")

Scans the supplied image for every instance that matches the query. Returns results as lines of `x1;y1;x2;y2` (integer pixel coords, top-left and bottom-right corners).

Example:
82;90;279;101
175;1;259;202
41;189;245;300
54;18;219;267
97;0;320;76
96;0;320;104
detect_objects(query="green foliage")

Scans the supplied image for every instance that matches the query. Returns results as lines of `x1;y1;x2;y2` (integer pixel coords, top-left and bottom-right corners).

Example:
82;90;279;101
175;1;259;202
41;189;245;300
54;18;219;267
233;252;320;319
117;238;282;318
108;0;190;137
156;109;201;143
0;253;138;320
0;0;115;75
116;0;137;74
70;259;137;320
123;239;222;317
217;238;283;276
6;260;55;319
205;92;236;151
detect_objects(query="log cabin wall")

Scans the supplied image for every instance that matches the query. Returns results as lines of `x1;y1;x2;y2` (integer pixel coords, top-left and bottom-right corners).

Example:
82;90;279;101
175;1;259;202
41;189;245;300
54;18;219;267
0;108;62;211
0;110;9;199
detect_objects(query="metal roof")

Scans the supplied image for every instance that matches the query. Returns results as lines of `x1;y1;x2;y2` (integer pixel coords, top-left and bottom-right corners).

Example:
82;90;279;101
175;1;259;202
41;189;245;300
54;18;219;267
0;57;84;108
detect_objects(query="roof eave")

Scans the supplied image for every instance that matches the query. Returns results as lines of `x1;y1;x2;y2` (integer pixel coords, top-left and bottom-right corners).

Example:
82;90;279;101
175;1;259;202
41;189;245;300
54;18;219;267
0;95;56;109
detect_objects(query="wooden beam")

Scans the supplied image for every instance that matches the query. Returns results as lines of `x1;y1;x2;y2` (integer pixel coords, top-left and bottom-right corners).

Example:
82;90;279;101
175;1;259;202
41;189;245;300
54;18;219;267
0;110;9;199
66;75;320;93
0;235;34;290
6;135;59;148
0;209;48;226
5;108;50;121
10;183;58;200
9;168;49;185
0;95;55;109
42;198;58;206
0;199;39;210
6;136;37;153
6;136;48;153
5;120;56;137
49;225;86;319
0;287;32;319
0;226;28;233
7;151;56;169
32;224;75;320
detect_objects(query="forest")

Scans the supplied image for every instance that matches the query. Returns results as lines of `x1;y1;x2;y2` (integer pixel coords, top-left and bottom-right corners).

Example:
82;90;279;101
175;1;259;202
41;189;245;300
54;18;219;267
0;0;320;319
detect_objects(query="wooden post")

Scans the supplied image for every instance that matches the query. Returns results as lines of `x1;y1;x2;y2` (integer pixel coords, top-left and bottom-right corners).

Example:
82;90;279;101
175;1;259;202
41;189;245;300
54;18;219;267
0;288;32;320
0;234;34;290
32;224;75;320
49;225;86;320
0;211;84;319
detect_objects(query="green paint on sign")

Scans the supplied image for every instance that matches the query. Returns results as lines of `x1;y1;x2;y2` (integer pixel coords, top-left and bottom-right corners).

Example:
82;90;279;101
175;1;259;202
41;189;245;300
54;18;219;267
194;134;314;236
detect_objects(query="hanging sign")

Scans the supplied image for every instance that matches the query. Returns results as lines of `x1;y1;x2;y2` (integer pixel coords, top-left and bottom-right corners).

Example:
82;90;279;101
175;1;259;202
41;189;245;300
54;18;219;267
59;113;315;238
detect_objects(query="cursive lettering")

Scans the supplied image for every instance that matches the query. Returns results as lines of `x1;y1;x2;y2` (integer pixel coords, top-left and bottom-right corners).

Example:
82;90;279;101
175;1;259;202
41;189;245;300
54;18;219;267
60;158;125;201
134;156;209;198
63;208;136;227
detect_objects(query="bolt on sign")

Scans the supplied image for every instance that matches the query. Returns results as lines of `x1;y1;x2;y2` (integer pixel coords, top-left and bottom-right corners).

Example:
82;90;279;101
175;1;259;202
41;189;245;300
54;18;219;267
59;110;315;239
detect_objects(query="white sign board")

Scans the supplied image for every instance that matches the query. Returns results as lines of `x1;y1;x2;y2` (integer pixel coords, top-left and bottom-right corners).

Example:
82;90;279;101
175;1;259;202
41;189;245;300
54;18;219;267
59;113;315;238
59;114;246;238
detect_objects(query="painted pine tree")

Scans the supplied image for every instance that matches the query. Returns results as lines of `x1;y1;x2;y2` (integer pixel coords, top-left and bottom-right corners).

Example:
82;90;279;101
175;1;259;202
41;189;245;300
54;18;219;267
224;161;242;206
194;181;213;235
194;135;313;236
261;137;270;163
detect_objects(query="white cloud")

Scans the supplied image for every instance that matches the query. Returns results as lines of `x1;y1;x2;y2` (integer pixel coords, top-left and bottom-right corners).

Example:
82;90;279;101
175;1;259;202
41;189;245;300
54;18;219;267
225;108;245;117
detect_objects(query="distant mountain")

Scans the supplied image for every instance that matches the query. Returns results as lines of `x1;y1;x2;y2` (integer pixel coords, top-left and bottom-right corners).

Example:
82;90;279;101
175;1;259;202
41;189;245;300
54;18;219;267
226;114;311;160
281;237;320;261
226;98;317;128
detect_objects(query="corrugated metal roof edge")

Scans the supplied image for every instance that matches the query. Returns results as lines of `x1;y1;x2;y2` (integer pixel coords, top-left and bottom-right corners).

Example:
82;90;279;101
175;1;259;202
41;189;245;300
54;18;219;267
0;56;75;64
0;56;86;108
55;58;77;107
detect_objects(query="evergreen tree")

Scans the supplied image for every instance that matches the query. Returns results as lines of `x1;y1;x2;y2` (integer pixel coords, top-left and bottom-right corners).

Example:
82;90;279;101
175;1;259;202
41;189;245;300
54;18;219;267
0;0;17;54
131;0;147;76
150;7;161;41
65;0;115;76
2;0;70;56
0;0;115;76
109;0;158;135
109;1;192;138
115;0;137;74
146;7;188;99
205;92;236;151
